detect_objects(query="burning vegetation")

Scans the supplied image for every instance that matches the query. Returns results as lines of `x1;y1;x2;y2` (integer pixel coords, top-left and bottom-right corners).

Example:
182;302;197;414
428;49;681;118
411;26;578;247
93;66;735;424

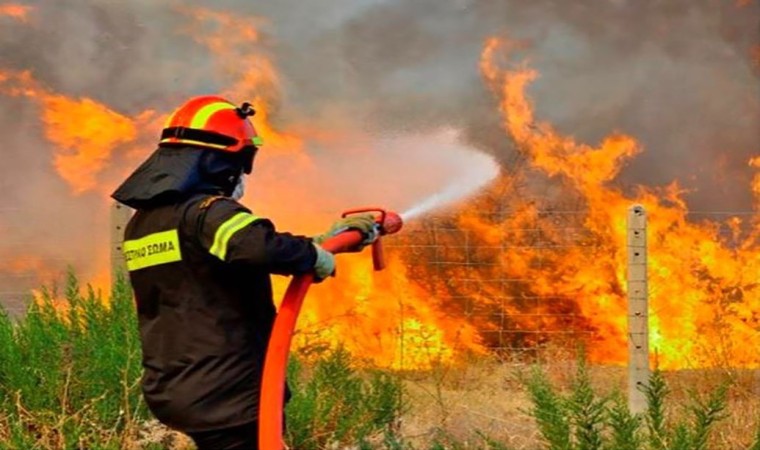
0;1;758;370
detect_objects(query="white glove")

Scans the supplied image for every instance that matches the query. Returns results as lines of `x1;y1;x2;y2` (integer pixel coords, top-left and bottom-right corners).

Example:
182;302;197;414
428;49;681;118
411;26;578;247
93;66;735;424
312;243;335;281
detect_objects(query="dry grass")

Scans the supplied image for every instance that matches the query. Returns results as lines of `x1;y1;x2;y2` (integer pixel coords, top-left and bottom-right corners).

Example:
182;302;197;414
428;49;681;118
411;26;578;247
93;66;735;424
396;356;760;449
400;357;538;448
124;355;760;449
133;420;194;450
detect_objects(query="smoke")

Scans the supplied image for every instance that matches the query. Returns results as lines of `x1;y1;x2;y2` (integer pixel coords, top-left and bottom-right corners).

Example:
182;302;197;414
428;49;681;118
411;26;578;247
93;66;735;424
3;0;758;197
260;0;759;210
0;0;757;302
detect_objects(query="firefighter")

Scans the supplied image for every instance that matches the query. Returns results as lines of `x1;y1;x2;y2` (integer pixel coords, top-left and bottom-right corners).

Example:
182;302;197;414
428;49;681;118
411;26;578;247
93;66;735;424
111;95;377;450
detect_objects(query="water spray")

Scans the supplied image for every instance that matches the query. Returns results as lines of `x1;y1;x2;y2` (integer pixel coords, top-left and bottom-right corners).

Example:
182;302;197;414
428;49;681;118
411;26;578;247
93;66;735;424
400;173;498;222
259;208;403;450
259;150;492;448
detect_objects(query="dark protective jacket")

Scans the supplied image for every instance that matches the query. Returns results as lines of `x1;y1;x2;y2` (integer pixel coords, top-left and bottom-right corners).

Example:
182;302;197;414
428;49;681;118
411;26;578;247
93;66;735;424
122;193;316;432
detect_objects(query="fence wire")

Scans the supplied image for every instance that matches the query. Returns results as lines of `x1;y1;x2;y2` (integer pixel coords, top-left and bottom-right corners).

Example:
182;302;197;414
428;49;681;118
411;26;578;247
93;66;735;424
383;212;603;363
2;205;758;368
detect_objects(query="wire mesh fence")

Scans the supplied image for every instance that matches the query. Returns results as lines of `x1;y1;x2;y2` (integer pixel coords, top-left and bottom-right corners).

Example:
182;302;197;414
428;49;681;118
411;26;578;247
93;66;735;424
384;212;602;361
1;202;758;372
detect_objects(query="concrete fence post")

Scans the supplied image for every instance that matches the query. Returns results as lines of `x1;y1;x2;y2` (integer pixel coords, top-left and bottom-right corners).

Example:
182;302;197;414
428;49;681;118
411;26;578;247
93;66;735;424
627;204;650;414
110;202;132;288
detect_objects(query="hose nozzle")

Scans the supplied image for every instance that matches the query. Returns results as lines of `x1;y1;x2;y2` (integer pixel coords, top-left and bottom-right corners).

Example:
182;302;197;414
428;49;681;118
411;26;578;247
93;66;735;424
380;211;403;235
341;207;404;236
341;207;403;271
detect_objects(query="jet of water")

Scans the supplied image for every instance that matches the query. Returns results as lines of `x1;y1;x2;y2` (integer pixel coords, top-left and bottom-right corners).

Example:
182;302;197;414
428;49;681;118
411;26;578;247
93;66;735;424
401;158;499;222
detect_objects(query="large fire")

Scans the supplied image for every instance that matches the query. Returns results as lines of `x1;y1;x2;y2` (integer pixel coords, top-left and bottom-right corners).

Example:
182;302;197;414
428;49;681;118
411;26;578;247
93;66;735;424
0;7;758;370
474;38;760;368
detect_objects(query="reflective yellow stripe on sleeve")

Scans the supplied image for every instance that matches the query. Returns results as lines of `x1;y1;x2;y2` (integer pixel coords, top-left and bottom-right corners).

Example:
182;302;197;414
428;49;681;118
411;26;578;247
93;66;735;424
209;212;260;261
123;230;182;272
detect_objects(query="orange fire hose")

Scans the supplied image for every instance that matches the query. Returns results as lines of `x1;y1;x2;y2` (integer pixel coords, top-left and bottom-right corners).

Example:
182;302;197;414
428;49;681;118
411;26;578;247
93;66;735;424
259;208;403;450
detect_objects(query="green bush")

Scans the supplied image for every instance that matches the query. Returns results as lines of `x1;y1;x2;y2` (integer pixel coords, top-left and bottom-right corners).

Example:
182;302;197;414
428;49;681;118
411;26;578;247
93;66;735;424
523;357;730;450
285;347;404;449
0;272;147;449
0;274;410;449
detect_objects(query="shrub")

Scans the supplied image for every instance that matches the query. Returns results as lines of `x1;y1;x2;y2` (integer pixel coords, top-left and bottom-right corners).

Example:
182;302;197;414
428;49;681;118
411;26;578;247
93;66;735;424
285;347;404;449
523;355;730;450
0;272;147;448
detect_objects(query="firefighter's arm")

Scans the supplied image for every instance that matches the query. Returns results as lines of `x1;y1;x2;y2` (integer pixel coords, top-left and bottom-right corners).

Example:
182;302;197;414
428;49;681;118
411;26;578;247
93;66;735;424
193;197;319;275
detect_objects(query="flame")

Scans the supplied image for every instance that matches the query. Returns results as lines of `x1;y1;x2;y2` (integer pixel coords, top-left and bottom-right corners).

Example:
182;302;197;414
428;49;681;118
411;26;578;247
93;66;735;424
0;8;478;369
0;7;304;194
182;7;304;155
750;157;760;206
1;7;758;371
0;70;145;193
0;255;57;282
0;254;64;314
45;97;139;193
175;9;485;367
471;38;760;368
290;253;485;368
0;3;32;22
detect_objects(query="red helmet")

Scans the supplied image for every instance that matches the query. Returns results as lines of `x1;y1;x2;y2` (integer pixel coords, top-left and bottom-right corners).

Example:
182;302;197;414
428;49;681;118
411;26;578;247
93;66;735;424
159;95;264;153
